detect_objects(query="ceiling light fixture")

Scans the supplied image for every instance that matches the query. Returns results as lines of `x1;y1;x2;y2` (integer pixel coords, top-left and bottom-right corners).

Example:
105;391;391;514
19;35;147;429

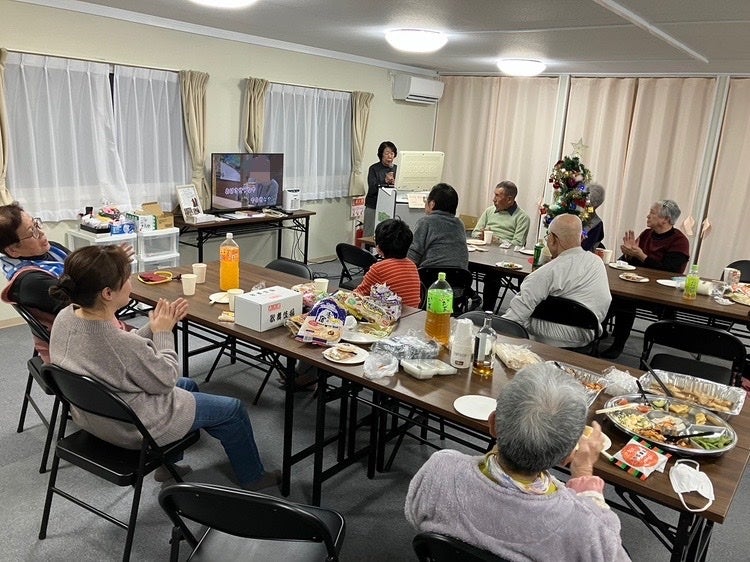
385;29;447;53
188;0;258;8
496;59;546;76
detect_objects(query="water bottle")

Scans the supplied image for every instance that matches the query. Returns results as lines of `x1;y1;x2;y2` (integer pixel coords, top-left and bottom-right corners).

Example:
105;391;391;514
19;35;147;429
473;311;496;379
424;272;453;345
450;318;474;369
683;263;699;300
219;232;240;290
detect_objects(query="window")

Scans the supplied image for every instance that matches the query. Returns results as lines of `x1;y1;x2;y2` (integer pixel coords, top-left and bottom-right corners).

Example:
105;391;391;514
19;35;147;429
263;83;351;201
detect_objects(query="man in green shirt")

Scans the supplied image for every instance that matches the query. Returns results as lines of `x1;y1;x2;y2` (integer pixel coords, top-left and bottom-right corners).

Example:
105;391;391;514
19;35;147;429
472;181;530;246
472;181;531;311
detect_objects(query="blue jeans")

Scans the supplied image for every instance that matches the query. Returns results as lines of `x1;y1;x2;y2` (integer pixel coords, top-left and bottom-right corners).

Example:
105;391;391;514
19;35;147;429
176;377;265;486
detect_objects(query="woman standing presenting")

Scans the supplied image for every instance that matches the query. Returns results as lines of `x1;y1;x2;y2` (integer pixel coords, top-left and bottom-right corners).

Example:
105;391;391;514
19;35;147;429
48;246;280;491
364;141;398;236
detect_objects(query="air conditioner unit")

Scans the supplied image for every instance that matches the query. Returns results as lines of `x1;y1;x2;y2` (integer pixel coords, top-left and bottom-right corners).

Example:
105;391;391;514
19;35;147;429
392;74;445;104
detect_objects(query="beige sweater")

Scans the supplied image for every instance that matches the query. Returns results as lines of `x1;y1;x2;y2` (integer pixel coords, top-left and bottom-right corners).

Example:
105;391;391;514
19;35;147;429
49;305;196;448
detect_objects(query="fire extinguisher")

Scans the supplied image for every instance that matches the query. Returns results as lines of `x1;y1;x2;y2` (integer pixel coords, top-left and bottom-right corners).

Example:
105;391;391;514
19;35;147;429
354;220;364;248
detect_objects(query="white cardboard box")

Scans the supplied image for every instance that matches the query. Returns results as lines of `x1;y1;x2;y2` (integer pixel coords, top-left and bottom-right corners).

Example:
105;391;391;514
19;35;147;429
234;286;302;332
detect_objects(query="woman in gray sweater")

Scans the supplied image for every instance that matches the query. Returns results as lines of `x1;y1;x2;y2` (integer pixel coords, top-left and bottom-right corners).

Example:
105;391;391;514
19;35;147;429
48;245;279;491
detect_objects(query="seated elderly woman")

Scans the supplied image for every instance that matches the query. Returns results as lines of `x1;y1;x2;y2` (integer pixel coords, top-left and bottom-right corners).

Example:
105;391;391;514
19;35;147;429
405;363;630;561
48;245;279;490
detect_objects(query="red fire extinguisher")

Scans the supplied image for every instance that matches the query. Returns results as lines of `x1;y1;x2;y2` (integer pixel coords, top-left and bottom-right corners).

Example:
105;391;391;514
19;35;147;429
354;220;364;247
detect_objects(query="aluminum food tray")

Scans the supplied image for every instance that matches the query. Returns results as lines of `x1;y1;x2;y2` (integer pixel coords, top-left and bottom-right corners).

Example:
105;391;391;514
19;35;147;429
548;361;607;407
638;370;745;416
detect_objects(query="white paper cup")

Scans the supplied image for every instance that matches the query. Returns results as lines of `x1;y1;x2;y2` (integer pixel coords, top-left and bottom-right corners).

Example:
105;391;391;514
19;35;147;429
313;278;329;293
192;263;207;284
483;230;493;245
601;249;614;264
227;288;244;312
181;273;197;296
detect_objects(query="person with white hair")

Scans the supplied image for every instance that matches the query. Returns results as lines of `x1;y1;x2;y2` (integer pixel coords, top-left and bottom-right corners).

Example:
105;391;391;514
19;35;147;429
601;199;689;359
582;183;606;251
405;363;630;561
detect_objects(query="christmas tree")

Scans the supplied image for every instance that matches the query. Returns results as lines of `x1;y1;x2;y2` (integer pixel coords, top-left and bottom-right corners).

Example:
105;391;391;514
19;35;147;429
541;153;594;233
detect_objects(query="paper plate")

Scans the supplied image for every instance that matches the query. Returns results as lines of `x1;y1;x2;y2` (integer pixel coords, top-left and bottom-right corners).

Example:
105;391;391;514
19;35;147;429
619;273;649;283
582;426;612;452
495;261;523;270
656;279;677;287
453;395;496;421
340;329;383;344
322;344;369;365
608;262;636;271
467;239;486;246
209;292;229;304
518;248;535;256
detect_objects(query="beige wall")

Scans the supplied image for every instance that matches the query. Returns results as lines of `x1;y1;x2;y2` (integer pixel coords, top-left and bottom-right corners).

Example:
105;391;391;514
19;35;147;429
0;0;437;323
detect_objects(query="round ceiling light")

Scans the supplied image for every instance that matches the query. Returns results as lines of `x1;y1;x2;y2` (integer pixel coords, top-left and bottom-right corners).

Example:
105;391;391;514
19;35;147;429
496;59;546;76
188;0;258;8
385;29;448;53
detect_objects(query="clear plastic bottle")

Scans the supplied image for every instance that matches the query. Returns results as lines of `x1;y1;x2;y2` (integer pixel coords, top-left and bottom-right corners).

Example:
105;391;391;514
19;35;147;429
683;263;699;300
219;232;240;291
473;311;496;379
424;272;453;345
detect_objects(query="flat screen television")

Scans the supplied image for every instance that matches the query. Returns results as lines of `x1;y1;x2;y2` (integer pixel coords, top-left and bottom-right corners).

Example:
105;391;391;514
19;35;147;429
210;153;284;211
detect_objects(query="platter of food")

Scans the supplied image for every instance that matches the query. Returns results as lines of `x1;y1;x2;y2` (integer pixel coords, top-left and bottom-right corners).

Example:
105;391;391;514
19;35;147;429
551;361;607;406
322;343;368;365
495;261;523;270
638;370;745;415
601;394;737;456
619;272;649;283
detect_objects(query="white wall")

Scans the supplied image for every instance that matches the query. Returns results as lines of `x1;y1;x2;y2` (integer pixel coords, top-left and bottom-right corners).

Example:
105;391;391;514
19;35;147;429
0;0;437;324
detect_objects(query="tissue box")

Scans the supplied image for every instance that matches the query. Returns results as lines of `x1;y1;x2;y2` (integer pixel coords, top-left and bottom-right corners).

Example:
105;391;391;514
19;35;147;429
234;286;302;332
125;202;174;231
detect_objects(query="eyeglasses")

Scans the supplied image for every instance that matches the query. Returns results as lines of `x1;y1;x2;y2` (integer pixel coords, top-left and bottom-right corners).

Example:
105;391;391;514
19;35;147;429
16;217;44;242
544;231;557;242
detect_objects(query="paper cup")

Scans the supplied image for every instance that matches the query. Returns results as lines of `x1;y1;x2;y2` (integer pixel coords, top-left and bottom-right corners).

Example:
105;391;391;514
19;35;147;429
192;263;207;284
602;249;614;264
313;278;329;294
181;273;197;296
483;230;493;245
227;288;244;312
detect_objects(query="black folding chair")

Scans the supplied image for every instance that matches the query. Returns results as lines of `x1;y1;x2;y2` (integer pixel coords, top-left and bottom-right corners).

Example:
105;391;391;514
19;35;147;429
159;482;346;562
459;310;529;339
266;257;313;279
641;320;746;386
39;364;200;562
335;243;377;290
419;267;480;316
12;303;59;473
413;531;511;562
530;296;602;355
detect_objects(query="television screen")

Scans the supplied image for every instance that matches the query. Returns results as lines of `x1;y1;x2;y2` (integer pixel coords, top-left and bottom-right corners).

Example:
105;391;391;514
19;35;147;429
210;153;284;210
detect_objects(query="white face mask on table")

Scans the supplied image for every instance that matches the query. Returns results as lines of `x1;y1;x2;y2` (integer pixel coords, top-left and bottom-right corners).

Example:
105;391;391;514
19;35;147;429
669;459;714;512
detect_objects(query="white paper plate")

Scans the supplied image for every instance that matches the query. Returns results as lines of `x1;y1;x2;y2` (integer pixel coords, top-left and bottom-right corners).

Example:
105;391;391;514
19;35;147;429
495;261;523;270
322;345;369;365
467;246;477;252
518;248;535;256
608;262;636;271
656;279;678;287
340;329;383;344
209;292;229;304
453;395;496;421
582;426;612;452
619;273;649;283
467;239;486;246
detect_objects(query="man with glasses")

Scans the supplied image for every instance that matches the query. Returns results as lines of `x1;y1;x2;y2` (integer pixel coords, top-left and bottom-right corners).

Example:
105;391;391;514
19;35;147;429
501;214;610;348
471;181;531;310
600;199;690;359
1;202;132;360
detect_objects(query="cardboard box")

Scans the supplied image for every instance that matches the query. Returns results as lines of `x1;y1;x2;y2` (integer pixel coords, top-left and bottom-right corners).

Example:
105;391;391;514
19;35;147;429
234;286;302;332
125;202;174;231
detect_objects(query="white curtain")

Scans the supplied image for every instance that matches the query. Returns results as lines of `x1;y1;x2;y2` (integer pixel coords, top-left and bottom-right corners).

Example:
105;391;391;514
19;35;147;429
114;66;190;211
5;52;128;220
263;83;352;201
436;76;559;246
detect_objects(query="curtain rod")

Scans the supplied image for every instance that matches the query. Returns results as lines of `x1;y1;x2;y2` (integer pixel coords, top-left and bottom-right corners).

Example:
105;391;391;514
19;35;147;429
269;79;352;95
7;48;178;73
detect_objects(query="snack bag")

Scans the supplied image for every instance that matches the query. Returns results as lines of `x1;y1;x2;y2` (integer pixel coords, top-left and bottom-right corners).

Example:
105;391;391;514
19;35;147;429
294;297;346;346
332;290;393;326
611;437;671;480
369;283;402;323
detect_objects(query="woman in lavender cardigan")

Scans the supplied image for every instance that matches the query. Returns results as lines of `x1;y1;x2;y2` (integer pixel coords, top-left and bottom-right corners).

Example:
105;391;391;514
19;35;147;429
405;363;630;561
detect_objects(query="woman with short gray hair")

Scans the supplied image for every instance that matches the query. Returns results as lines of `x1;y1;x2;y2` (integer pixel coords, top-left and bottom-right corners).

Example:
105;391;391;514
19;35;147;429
405;363;630;561
582;183;605;251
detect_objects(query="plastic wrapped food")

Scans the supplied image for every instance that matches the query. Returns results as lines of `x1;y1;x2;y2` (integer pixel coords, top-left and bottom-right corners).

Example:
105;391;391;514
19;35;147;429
493;342;542;370
294;297;346;346
370;332;440;360
602;366;638;396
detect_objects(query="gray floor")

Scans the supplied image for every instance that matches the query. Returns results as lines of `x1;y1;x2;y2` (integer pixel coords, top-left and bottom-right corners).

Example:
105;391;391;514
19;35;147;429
1;259;748;561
